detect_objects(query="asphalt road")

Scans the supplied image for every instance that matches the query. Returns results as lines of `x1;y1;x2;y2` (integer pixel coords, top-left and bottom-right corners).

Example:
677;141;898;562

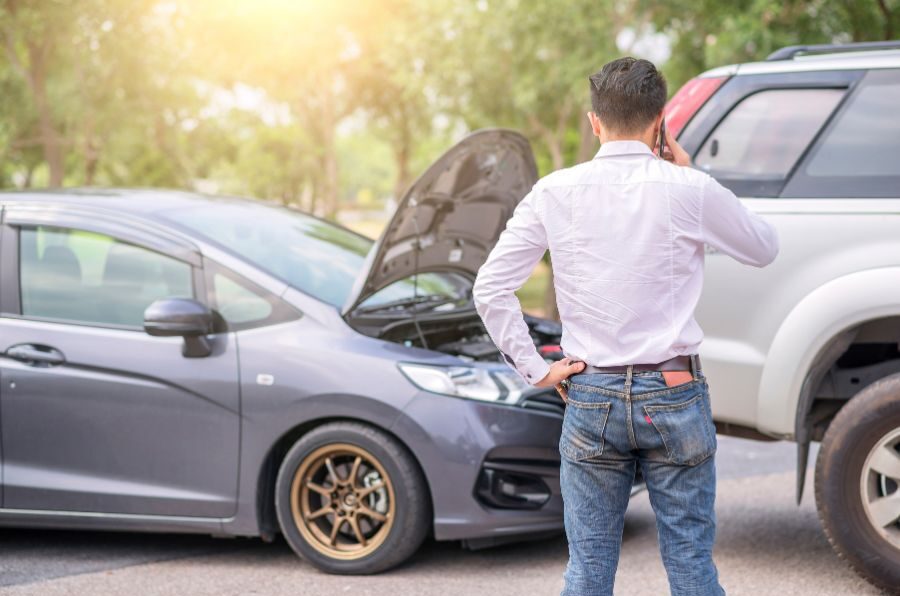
0;437;889;595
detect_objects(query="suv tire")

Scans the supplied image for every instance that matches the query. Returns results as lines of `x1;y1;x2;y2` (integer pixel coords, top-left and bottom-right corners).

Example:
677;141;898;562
275;422;430;574
815;373;900;593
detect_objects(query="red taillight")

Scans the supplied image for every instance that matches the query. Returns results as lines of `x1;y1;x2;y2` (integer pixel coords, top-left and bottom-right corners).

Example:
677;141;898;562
664;76;727;137
538;345;563;356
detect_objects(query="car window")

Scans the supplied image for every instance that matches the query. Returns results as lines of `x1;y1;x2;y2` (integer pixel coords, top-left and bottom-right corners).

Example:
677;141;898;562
805;73;900;178
782;69;900;198
19;226;193;328
213;273;273;324
358;272;470;309
164;202;372;308
204;261;300;331
695;88;843;193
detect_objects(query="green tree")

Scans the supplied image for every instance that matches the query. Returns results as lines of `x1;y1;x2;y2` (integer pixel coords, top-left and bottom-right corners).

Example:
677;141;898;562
1;0;199;187
185;0;407;218
356;1;434;200
646;0;900;90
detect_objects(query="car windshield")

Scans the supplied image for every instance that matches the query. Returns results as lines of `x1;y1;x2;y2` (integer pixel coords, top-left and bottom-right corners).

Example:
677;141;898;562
164;201;373;307
358;272;471;311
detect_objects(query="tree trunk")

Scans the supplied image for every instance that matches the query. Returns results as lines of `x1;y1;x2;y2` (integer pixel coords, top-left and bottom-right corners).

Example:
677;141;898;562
543;262;559;321
27;42;65;187
306;178;319;215
392;126;412;201
528;101;575;322
84;149;98;186
23;164;34;188
546;138;565;171
527;113;563;171
83;114;99;186
877;0;895;40
320;133;339;220
315;85;341;220
534;123;563;320
577;111;598;163
3;6;65;186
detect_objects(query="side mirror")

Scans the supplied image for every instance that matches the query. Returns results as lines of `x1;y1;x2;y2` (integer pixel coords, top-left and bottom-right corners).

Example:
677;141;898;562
144;298;214;358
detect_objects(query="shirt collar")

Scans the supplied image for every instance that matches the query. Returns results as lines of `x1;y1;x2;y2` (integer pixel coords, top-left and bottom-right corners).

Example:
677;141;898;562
594;140;655;159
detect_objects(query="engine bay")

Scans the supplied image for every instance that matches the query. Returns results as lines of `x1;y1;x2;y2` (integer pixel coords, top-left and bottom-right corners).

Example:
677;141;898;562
348;307;564;364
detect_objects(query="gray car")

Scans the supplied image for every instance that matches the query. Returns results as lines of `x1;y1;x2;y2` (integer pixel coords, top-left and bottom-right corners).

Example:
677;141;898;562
0;130;569;574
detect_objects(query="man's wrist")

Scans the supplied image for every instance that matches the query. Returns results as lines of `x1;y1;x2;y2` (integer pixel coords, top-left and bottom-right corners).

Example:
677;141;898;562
510;351;550;386
526;357;552;386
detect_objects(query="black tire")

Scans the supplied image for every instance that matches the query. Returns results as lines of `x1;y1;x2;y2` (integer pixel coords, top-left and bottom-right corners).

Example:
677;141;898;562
275;422;430;574
815;373;900;594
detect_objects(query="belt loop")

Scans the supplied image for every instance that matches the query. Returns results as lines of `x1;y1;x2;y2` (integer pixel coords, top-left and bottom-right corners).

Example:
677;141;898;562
625;364;634;395
690;354;698;381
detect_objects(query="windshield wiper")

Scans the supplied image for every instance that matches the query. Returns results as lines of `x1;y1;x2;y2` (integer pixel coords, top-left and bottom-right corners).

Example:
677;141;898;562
354;295;457;314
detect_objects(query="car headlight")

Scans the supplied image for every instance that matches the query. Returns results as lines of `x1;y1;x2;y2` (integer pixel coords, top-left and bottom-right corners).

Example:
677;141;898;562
397;363;531;404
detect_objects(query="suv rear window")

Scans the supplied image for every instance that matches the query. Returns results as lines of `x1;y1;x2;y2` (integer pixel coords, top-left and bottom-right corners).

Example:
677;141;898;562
783;69;900;198
695;88;843;196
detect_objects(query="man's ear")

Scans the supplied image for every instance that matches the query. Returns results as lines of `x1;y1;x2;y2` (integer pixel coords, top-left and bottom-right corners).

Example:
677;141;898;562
587;111;602;138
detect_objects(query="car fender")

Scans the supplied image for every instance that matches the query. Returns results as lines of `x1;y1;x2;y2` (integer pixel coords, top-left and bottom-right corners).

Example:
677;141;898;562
228;391;412;537
757;267;900;437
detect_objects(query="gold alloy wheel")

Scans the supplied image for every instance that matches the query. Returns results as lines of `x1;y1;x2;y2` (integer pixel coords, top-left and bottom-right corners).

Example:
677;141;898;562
290;443;395;560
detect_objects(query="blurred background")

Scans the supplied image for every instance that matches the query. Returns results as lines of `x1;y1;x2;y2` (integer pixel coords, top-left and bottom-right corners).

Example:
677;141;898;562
2;0;899;313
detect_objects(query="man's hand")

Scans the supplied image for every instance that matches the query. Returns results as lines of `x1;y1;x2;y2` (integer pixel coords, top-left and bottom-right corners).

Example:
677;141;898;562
656;125;692;167
536;357;586;401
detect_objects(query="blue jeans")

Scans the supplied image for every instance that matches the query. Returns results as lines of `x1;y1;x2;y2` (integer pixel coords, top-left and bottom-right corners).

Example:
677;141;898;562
559;368;725;596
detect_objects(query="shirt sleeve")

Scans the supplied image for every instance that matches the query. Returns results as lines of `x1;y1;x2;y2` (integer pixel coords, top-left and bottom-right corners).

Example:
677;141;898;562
472;187;551;385
700;175;780;267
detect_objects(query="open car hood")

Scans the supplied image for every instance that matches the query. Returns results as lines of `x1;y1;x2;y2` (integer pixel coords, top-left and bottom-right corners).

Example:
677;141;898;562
342;129;538;314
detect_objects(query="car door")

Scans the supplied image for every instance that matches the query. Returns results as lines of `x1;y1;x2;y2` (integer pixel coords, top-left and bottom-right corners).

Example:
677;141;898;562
677;69;873;427
0;204;240;518
0;204;6;507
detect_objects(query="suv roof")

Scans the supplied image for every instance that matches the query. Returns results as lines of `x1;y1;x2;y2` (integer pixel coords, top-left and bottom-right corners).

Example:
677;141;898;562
700;45;900;79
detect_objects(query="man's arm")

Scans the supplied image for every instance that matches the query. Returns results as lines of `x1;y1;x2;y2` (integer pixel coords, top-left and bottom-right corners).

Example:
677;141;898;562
472;188;552;385
663;124;778;267
700;175;779;267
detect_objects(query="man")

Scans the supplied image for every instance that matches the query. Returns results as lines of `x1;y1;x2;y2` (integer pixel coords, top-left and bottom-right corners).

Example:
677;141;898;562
472;57;778;596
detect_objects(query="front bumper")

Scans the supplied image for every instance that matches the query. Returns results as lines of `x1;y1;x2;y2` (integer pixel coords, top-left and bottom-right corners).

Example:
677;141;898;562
391;388;565;541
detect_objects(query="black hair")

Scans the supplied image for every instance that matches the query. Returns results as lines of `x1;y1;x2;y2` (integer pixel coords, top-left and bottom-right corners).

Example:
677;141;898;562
589;57;667;134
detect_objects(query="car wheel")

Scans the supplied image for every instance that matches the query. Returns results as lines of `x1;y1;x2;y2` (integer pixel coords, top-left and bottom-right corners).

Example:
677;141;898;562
815;373;900;593
275;422;430;574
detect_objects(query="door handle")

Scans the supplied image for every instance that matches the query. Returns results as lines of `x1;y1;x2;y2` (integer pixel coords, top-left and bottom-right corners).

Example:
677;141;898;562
4;344;66;367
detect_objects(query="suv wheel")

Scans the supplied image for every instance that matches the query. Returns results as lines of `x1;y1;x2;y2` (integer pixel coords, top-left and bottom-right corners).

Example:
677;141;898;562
816;373;900;593
275;422;430;574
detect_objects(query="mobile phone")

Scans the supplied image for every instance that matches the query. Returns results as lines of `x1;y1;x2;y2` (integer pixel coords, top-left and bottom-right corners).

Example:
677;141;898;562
657;119;667;158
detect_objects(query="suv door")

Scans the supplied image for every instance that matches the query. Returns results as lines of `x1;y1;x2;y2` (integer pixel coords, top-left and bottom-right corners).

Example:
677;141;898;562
677;70;868;428
0;205;240;518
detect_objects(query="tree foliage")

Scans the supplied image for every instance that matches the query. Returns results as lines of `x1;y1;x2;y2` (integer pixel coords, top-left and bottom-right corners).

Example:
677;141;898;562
1;0;897;209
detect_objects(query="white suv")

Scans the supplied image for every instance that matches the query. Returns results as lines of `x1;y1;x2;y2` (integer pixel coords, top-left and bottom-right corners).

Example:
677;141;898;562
666;41;900;591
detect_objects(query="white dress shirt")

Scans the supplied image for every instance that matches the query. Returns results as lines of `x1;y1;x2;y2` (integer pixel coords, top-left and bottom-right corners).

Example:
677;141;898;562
472;140;779;384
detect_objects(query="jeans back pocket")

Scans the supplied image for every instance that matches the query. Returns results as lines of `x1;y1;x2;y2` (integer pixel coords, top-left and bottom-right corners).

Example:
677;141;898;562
560;401;611;461
643;392;716;466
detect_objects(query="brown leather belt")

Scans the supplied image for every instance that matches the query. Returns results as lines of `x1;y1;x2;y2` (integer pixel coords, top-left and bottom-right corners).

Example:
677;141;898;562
578;354;701;375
